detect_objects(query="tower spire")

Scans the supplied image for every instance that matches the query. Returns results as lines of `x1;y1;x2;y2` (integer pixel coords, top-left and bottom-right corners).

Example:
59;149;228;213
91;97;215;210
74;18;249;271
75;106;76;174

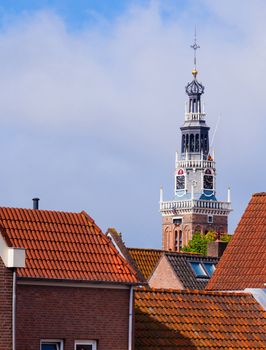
160;38;231;253
190;27;200;77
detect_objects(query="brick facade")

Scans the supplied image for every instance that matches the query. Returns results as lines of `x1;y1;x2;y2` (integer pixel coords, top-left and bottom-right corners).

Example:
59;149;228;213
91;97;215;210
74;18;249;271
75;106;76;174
16;284;130;350
149;255;184;290
162;213;228;251
0;257;13;350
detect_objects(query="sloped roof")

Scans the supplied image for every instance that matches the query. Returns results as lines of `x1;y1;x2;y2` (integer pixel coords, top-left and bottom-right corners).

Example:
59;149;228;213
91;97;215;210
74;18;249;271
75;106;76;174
166;253;219;289
106;228;146;283
128;248;163;280
135;288;266;349
207;192;266;290
0;207;138;284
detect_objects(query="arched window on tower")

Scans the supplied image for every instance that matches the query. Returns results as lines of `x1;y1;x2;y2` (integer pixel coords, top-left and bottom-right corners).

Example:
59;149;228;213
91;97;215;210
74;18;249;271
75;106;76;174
203;169;213;190
179;230;183;250
195;134;199;152
182;135;185;153
200;134;204;153
204;134;208;153
190;134;195;152
186;134;189;151
175;230;178;251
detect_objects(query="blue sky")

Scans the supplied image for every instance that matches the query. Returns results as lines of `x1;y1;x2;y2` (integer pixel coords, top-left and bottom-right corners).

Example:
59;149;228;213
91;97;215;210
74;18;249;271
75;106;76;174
0;0;133;28
0;0;264;247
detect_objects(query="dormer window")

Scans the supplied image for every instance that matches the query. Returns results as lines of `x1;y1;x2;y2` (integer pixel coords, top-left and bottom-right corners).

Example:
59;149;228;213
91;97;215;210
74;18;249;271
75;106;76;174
190;261;216;278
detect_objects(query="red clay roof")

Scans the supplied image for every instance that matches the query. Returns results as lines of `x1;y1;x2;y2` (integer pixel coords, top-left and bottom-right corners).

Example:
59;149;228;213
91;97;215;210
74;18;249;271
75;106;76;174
128;248;163;280
207;192;266;290
0;207;138;284
135;288;266;349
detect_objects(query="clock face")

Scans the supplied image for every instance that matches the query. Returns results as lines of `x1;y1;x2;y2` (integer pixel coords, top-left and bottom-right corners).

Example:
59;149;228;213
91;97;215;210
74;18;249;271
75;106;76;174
176;175;185;190
204;175;213;189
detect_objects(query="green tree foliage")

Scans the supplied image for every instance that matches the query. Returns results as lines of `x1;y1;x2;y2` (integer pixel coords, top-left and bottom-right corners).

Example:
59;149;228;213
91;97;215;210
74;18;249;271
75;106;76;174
181;231;232;256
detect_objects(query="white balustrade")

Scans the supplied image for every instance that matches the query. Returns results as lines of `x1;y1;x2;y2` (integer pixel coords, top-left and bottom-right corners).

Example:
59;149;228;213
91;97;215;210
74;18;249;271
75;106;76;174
185;112;205;121
160;199;231;212
176;159;215;169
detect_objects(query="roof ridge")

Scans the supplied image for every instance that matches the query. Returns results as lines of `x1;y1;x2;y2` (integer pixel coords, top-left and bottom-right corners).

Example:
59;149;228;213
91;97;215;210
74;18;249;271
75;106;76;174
135;287;251;297
128;247;164;253
0;206;85;216
165;251;204;257
253;192;266;196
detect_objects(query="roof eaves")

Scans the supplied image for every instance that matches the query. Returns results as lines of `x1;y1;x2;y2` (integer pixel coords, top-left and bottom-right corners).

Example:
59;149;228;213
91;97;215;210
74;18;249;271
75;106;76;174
17;276;141;286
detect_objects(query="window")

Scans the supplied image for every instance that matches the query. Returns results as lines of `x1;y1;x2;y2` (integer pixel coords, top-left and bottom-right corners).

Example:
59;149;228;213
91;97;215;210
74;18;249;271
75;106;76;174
207;215;213;223
179;230;183;249
195;134;199;152
190;262;207;277
186;134;189;150
75;341;97;350
41;340;63;350
203;263;216;276
190;262;216;278
190;134;195;152
173;217;182;225
182;135;185;153
174;230;178;251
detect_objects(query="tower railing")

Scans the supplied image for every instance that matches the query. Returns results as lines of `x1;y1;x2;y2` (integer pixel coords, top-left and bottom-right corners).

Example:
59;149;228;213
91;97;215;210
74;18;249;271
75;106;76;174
160;199;231;212
176;159;215;169
185;112;205;121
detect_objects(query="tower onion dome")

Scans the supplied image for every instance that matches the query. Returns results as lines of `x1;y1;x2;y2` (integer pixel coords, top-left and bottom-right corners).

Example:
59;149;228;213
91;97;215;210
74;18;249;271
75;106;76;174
185;69;204;96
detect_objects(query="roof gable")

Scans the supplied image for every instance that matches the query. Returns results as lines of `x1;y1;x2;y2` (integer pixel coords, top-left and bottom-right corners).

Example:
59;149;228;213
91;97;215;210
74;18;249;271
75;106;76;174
207;192;266;290
135;288;266;349
0;207;138;284
149;254;184;289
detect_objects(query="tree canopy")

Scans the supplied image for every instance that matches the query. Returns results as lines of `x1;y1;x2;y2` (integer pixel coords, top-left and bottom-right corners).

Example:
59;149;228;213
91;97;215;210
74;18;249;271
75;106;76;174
181;231;232;256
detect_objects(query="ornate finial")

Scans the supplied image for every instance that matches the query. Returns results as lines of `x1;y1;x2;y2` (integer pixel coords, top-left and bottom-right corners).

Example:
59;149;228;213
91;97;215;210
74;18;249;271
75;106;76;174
190;27;200;76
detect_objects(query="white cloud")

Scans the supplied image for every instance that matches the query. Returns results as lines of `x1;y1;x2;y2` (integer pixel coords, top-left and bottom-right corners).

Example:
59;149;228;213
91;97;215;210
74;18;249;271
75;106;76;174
0;0;264;246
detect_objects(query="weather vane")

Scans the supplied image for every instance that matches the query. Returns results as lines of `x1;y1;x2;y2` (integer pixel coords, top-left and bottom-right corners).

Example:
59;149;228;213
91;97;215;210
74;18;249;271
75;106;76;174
190;27;200;69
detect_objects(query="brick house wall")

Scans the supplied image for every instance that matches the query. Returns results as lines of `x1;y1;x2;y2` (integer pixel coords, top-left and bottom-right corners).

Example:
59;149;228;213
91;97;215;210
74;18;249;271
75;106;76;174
149;255;184;290
16;284;130;350
0;257;13;350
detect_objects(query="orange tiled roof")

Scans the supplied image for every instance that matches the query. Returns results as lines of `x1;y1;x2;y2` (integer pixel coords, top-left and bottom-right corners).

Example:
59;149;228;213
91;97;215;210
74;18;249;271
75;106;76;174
0;207;138;284
128;248;163;280
207;192;266;290
135;288;266;349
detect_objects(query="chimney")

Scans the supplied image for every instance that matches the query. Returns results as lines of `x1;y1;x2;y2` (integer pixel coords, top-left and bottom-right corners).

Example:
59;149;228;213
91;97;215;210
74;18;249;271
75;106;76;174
207;240;228;258
32;198;40;210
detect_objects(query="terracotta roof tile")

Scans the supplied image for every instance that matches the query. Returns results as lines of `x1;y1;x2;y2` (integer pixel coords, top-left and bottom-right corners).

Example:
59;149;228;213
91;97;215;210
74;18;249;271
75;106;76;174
128;248;163;280
207;193;266;290
0;207;138;284
135;288;266;349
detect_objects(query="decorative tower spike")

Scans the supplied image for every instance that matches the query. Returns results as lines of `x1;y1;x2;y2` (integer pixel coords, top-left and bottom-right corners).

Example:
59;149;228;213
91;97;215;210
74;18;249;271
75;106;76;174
160;34;232;252
190;26;200;75
160;186;163;203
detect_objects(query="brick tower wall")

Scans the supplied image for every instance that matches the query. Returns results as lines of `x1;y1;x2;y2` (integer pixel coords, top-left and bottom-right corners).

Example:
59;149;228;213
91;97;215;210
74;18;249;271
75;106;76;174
162;213;228;252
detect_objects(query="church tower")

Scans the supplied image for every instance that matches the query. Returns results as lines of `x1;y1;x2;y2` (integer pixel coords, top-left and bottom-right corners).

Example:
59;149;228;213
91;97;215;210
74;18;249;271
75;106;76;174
160;36;232;252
